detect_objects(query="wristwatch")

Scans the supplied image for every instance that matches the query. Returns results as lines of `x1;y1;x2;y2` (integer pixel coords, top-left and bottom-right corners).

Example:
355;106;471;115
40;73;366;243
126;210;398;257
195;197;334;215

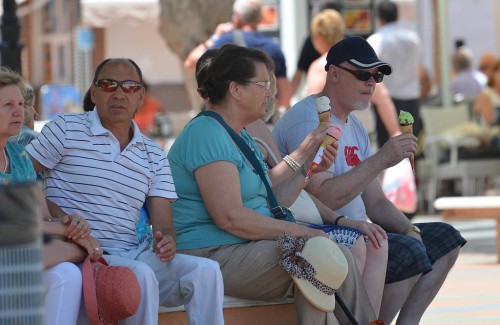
402;225;421;235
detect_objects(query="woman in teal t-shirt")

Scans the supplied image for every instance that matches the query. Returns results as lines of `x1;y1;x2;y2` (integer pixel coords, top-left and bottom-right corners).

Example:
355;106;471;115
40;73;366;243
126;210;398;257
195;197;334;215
168;45;382;324
0;140;36;184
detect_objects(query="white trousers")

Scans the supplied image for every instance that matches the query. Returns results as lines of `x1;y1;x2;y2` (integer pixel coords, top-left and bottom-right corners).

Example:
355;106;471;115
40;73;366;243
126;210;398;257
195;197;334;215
79;241;224;325
44;262;82;325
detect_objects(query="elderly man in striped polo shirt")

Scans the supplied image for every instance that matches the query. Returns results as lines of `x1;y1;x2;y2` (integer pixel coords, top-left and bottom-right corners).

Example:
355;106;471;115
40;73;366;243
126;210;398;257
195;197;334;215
26;58;224;325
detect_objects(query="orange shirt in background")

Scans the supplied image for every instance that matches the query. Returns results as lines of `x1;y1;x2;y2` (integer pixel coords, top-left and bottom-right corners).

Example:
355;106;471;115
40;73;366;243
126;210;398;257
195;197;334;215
134;96;162;134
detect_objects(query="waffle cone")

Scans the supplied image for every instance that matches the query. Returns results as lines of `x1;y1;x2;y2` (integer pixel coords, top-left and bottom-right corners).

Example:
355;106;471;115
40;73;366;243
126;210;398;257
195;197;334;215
318;111;331;125
400;124;413;135
322;134;337;146
400;124;414;172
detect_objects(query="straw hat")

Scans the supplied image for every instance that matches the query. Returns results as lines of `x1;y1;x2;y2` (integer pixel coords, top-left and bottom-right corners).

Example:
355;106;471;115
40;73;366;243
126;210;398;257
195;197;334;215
83;256;141;325
277;234;348;312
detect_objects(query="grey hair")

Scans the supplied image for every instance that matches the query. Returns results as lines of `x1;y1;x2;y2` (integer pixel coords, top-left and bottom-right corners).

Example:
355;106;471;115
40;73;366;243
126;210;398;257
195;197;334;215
452;47;473;72
233;0;262;25
22;81;35;105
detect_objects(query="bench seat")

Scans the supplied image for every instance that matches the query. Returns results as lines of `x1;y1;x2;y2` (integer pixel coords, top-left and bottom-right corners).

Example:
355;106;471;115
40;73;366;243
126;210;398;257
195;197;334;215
434;196;500;262
158;296;296;325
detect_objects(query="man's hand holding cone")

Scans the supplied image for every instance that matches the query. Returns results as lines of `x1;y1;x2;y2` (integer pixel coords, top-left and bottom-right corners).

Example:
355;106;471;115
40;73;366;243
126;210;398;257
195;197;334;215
398;110;415;174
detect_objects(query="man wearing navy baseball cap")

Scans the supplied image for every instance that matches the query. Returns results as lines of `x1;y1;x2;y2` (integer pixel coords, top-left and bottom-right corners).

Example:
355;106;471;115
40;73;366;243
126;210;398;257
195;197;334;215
324;36;392;75
273;36;465;324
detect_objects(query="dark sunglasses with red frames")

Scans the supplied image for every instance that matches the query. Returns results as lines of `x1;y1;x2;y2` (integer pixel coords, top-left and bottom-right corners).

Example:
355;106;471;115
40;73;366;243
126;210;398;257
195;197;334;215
335;65;385;83
94;79;144;93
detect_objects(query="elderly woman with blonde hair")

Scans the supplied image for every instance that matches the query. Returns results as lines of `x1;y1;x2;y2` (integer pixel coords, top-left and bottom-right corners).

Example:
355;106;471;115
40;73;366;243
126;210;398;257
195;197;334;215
0;68;100;325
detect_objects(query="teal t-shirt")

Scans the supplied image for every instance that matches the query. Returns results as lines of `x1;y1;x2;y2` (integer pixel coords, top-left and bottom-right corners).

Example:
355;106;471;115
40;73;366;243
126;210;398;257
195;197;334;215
168;116;272;250
1;141;37;185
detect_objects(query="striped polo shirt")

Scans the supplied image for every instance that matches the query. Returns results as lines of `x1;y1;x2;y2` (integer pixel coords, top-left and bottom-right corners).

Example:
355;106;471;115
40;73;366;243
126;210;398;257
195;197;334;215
26;110;177;254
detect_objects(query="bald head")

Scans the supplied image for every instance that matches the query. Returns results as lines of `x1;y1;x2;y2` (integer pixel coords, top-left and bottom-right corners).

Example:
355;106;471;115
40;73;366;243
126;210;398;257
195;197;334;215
479;52;498;79
93;58;143;84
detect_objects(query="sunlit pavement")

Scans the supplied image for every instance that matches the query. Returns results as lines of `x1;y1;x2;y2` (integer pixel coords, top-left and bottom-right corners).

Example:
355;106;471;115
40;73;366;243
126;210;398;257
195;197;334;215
412;215;500;324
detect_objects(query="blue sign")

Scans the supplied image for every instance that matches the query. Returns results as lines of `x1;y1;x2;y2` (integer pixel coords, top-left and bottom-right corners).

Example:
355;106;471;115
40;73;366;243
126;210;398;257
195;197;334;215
40;84;82;120
76;27;94;51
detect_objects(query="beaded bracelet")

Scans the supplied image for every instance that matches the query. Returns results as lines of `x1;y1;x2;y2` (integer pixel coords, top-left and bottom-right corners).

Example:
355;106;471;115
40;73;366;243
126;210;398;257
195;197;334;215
283;155;301;172
283;155;299;171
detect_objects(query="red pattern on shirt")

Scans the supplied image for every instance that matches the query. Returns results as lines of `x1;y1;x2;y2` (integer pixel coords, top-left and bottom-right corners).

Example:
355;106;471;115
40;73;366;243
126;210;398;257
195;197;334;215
344;146;361;166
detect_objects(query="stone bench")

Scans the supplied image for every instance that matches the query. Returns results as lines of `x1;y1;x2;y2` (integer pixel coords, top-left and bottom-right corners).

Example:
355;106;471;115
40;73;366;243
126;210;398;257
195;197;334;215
434;196;500;262
158;296;296;325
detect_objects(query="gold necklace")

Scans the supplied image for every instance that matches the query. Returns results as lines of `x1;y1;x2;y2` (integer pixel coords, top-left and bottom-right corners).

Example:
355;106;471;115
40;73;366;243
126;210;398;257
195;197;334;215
2;149;8;173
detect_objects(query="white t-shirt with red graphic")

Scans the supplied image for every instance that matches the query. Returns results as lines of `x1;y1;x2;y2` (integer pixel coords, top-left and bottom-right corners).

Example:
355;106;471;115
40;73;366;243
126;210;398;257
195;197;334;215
272;95;372;221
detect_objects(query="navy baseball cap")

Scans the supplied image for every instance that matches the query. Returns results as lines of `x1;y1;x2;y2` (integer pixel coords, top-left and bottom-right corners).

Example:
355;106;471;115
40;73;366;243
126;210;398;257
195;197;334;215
325;36;392;75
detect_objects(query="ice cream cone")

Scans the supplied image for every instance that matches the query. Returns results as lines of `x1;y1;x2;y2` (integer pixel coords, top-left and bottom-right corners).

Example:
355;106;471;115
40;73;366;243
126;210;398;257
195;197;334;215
316;96;331;126
399;110;415;174
400;124;414;172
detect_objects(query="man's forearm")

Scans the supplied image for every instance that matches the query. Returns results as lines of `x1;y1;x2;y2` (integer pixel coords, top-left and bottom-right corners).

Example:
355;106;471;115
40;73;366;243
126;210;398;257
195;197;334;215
148;197;177;242
307;154;386;211
184;43;209;72
150;216;176;242
366;198;413;234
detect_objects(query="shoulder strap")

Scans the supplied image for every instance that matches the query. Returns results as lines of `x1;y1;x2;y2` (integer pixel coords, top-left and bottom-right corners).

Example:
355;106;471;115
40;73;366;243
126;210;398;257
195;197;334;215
197;111;281;211
232;30;248;47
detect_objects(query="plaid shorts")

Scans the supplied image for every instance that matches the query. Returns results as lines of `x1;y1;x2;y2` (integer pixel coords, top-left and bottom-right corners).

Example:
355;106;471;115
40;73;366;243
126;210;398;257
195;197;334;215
386;222;466;283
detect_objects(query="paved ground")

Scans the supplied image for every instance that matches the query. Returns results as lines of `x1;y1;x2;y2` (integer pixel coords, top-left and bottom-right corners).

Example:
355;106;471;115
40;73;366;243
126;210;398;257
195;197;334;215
411;215;500;324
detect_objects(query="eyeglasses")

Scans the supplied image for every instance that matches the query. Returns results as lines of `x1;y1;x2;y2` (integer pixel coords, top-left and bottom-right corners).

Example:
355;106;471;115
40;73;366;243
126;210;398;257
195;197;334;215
94;79;144;93
244;80;271;91
335;65;384;83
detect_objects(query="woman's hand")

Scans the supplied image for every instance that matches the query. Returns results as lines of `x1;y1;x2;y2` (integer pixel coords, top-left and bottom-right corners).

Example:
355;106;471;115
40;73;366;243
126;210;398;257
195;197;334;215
62;214;91;240
296;124;332;159
340;218;387;248
301;225;328;238
72;235;103;261
295;123;338;174
312;142;337;173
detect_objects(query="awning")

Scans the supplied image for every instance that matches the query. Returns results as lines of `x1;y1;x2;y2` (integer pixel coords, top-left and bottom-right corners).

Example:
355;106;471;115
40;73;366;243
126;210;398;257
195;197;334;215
81;0;159;27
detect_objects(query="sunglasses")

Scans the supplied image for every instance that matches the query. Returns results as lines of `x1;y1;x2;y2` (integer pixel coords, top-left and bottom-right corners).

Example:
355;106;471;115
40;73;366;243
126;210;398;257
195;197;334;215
94;79;144;93
335;65;384;83
245;80;271;91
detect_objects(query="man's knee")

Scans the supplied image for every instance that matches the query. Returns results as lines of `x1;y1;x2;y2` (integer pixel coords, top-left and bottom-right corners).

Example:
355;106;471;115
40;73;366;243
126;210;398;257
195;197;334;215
387;234;430;283
129;261;159;289
389;235;427;265
191;256;222;279
194;255;220;269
